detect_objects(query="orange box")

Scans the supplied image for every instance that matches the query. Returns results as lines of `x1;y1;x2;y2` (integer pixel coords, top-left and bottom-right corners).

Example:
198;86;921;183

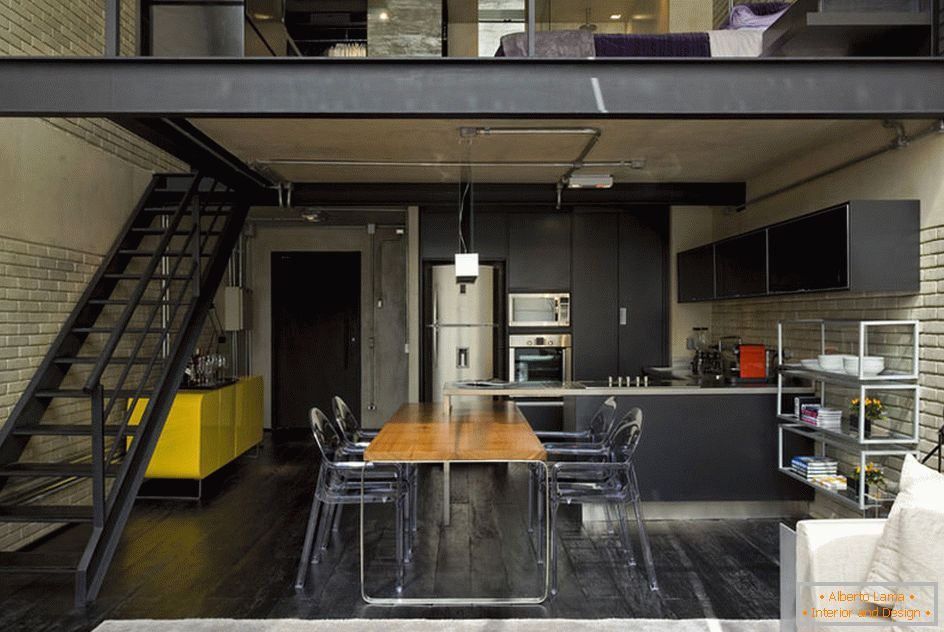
740;344;766;379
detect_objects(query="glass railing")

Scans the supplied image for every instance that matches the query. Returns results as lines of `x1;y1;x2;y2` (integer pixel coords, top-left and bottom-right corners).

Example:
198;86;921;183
137;0;937;59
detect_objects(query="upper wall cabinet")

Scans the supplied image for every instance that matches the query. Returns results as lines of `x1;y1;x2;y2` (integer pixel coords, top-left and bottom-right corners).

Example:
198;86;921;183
420;211;508;261
677;244;715;303
715;230;767;298
508;214;571;291
677;200;919;303
768;205;848;293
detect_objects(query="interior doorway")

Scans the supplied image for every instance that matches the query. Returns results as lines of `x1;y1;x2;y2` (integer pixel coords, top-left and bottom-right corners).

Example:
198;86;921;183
271;251;361;430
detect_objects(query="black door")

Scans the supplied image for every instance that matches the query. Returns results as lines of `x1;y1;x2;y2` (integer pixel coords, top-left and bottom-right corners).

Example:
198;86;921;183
272;252;360;430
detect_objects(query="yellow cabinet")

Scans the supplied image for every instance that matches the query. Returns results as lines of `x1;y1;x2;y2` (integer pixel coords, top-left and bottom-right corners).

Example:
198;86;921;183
128;376;264;480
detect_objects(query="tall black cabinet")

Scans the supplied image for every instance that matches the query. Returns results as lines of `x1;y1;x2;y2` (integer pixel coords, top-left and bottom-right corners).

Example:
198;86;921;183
572;208;669;381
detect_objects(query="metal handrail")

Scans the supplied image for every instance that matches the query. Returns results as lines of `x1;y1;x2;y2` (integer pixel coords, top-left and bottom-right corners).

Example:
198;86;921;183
82;175;204;392
98;179;221;426
101;181;231;470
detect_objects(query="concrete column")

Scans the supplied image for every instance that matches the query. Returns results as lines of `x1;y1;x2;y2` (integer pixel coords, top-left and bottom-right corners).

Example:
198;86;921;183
368;0;443;57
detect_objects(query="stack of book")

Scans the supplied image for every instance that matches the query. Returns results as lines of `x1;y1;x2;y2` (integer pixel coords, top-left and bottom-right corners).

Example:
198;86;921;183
799;404;842;430
791;455;838;478
810;475;848;491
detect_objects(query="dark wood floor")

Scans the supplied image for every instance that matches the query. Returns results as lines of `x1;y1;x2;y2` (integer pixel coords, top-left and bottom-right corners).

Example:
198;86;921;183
0;433;792;632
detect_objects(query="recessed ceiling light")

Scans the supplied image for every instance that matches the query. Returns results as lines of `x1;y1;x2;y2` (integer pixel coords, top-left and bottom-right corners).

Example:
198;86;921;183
609;13;622;20
378;10;390;21
632;14;655;20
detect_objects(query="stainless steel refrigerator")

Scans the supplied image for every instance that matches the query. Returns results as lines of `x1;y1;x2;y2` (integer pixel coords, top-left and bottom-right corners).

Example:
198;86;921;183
428;264;495;401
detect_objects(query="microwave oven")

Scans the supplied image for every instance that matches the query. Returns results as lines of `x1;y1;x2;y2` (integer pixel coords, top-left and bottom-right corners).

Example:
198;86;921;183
507;293;570;328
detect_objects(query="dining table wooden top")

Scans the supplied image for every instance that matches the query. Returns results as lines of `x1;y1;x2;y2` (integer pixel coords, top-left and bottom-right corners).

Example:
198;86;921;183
364;400;547;462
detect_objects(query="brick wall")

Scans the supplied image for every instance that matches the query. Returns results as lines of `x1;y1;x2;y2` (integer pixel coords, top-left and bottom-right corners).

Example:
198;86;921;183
0;236;106;549
0;1;186;550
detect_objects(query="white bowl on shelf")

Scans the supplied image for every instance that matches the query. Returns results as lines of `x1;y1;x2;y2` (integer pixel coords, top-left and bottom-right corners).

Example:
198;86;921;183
817;355;844;371
843;356;885;376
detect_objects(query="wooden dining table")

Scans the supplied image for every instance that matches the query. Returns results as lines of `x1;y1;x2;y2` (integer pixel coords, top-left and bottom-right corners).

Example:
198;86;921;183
365;400;547;463
360;399;549;605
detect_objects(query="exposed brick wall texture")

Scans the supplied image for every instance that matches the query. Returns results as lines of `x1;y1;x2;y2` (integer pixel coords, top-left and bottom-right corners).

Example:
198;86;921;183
0;1;186;550
0;237;103;549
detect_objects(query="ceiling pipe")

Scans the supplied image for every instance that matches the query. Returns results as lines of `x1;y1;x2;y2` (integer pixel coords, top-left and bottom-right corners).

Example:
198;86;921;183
255;158;640;169
462;126;604;207
741;119;944;210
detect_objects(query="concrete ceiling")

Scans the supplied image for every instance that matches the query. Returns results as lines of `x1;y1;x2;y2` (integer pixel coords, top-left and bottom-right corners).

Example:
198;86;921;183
191;118;883;184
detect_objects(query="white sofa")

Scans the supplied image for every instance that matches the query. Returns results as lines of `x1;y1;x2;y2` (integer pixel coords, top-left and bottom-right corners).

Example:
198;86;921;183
780;519;888;632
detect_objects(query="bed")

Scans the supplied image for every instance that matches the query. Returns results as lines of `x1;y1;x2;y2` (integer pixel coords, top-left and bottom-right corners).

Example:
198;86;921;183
496;3;792;58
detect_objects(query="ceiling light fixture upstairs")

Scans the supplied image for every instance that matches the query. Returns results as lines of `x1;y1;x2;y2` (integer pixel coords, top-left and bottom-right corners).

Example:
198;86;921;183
378;10;390;21
610;13;622;20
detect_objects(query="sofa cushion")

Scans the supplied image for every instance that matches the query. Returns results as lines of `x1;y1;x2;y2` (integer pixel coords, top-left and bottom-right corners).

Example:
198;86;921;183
865;455;944;622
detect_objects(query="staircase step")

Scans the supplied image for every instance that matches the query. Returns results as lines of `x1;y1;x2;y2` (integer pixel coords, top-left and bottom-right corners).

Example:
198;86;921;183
54;356;164;366
0;505;94;523
72;327;176;335
35;389;143;399
0;462;120;478
117;250;211;257
12;424;127;437
129;227;224;236
87;299;176;306
139;207;233;217
0;551;80;574
103;273;193;281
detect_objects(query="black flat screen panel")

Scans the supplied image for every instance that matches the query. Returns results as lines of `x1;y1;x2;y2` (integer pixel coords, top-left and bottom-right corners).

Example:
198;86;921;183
768;206;849;293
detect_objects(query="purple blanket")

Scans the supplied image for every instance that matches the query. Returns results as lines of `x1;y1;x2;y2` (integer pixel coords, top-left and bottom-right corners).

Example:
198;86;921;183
593;32;710;57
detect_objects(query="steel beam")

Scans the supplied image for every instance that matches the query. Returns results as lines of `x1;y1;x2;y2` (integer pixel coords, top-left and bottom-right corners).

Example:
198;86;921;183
0;57;942;118
112;118;272;192
285;182;746;207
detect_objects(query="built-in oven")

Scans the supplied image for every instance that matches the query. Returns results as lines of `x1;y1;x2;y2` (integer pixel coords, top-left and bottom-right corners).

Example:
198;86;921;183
508;334;572;431
508;293;570;328
509;334;572;383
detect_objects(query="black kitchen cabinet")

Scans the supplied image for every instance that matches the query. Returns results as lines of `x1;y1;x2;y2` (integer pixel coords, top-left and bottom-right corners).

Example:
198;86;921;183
572;212;619;381
572;209;669;381
677;199;919;302
677;244;715;302
715;230;767;298
619;211;669;375
768;205;847;293
507;213;571;291
420;210;508;260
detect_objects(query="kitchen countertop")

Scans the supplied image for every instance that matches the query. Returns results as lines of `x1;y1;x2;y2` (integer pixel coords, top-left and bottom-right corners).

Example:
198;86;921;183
442;379;813;397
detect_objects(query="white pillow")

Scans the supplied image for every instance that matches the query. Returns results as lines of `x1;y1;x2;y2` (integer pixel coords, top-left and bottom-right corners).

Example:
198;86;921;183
865;455;944;623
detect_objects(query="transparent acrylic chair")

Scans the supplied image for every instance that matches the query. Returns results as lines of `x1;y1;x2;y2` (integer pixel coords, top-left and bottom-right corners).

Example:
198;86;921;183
330;397;419;541
546;408;659;595
295;407;411;591
528;397;619;535
332;395;379;443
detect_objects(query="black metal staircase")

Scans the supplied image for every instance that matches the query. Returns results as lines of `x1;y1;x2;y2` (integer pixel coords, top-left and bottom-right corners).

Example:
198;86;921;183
0;172;250;605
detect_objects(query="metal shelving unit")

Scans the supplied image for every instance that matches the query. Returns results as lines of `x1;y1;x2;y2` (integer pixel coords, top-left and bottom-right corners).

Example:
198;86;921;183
775;319;920;511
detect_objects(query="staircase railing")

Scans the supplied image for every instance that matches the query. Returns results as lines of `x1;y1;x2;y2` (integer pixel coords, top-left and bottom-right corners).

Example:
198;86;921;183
76;178;250;604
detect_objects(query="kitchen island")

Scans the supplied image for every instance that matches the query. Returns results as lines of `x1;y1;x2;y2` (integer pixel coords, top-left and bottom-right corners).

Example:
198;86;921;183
443;379;815;516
